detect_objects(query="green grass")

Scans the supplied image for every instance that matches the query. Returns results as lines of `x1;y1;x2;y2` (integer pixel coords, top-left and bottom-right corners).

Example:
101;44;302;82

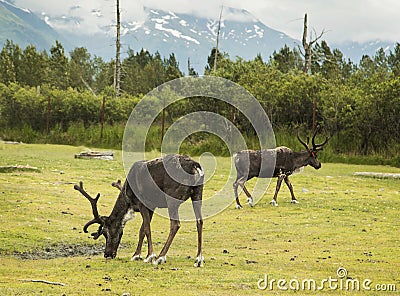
0;143;399;295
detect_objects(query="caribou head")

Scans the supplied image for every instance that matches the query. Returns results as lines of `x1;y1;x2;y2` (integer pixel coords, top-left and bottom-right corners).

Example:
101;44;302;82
296;125;329;170
74;181;132;259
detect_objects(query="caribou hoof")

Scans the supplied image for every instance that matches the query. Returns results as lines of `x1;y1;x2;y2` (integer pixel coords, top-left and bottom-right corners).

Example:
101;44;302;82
194;255;205;267
144;253;157;263
235;204;243;210
153;255;167;265
131;254;142;261
291;200;299;204
247;197;254;207
270;200;278;207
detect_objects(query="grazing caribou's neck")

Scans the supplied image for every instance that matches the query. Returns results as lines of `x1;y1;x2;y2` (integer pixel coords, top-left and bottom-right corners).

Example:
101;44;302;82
293;151;311;171
108;191;134;227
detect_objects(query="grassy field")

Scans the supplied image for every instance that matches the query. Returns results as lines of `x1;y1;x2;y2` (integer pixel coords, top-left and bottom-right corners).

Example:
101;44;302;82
0;143;399;295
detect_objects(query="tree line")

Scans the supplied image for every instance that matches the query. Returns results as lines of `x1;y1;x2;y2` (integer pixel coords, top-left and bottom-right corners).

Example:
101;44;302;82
0;40;183;95
0;39;399;165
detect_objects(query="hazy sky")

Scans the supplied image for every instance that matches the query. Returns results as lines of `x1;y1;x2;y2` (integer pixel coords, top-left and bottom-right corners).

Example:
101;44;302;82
12;0;400;44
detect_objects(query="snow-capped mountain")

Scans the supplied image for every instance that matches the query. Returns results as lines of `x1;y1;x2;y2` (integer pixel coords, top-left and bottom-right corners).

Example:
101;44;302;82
338;40;395;62
0;0;69;50
45;6;299;72
1;0;396;73
125;7;299;70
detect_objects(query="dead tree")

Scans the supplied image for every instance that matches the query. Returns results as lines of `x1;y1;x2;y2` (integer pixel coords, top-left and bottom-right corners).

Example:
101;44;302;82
113;0;121;96
302;13;326;74
213;5;223;72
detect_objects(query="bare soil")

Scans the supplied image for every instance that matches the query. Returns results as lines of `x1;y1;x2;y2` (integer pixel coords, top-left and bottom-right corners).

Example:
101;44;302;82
12;242;116;260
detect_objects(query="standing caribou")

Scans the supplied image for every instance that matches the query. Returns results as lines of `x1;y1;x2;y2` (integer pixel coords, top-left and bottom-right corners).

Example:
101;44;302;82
74;154;205;267
233;126;328;208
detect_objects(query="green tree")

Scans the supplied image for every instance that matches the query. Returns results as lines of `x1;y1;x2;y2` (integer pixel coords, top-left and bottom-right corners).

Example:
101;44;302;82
388;43;400;77
93;56;113;93
0;40;21;84
271;45;303;73
204;47;226;74
69;47;95;91
164;53;182;81
19;45;47;87
48;41;69;89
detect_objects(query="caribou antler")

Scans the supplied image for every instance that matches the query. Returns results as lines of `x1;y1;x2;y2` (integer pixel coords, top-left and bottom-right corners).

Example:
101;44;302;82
311;125;329;151
296;129;310;150
112;179;123;191
297;125;329;151
74;181;104;236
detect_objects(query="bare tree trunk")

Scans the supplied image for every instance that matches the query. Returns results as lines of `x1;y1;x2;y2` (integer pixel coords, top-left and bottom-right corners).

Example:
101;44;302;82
213;6;223;72
113;0;121;96
302;13;311;74
301;13;325;74
301;13;326;130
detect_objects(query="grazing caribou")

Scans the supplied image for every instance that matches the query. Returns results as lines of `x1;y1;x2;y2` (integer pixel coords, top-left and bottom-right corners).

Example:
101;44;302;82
74;154;205;267
233;126;328;208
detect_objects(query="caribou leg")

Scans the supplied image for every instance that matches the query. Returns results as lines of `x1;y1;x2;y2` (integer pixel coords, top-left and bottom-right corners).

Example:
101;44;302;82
234;176;254;209
192;199;204;267
271;174;285;206
139;205;156;263
233;177;243;209
131;210;154;261
242;185;254;207
284;175;299;204
153;199;182;265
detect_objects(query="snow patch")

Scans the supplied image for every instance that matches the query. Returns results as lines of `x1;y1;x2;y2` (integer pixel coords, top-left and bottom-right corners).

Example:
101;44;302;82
152;18;168;25
168;11;179;19
207;20;224;36
44;15;51;26
128;21;144;31
154;23;200;44
0;0;31;14
254;25;264;38
121;26;129;36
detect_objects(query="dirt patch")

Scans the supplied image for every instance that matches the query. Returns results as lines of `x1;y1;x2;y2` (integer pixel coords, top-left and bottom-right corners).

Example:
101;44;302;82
354;172;400;179
12;242;126;260
0;165;40;173
74;150;114;160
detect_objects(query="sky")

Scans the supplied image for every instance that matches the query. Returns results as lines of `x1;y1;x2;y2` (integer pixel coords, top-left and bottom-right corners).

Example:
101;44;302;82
11;0;400;44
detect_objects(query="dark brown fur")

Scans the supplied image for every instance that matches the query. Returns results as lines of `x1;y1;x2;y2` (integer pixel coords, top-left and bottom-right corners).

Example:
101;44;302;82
233;128;328;208
75;154;204;266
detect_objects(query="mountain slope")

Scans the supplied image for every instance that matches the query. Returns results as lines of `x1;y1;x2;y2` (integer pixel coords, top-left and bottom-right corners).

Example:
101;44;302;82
0;0;69;51
337;40;395;62
1;1;396;72
123;7;299;70
46;6;397;70
46;6;298;72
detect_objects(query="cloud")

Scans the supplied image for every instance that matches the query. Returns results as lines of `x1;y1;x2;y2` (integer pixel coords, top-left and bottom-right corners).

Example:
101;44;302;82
252;0;400;43
12;0;147;35
11;0;400;43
